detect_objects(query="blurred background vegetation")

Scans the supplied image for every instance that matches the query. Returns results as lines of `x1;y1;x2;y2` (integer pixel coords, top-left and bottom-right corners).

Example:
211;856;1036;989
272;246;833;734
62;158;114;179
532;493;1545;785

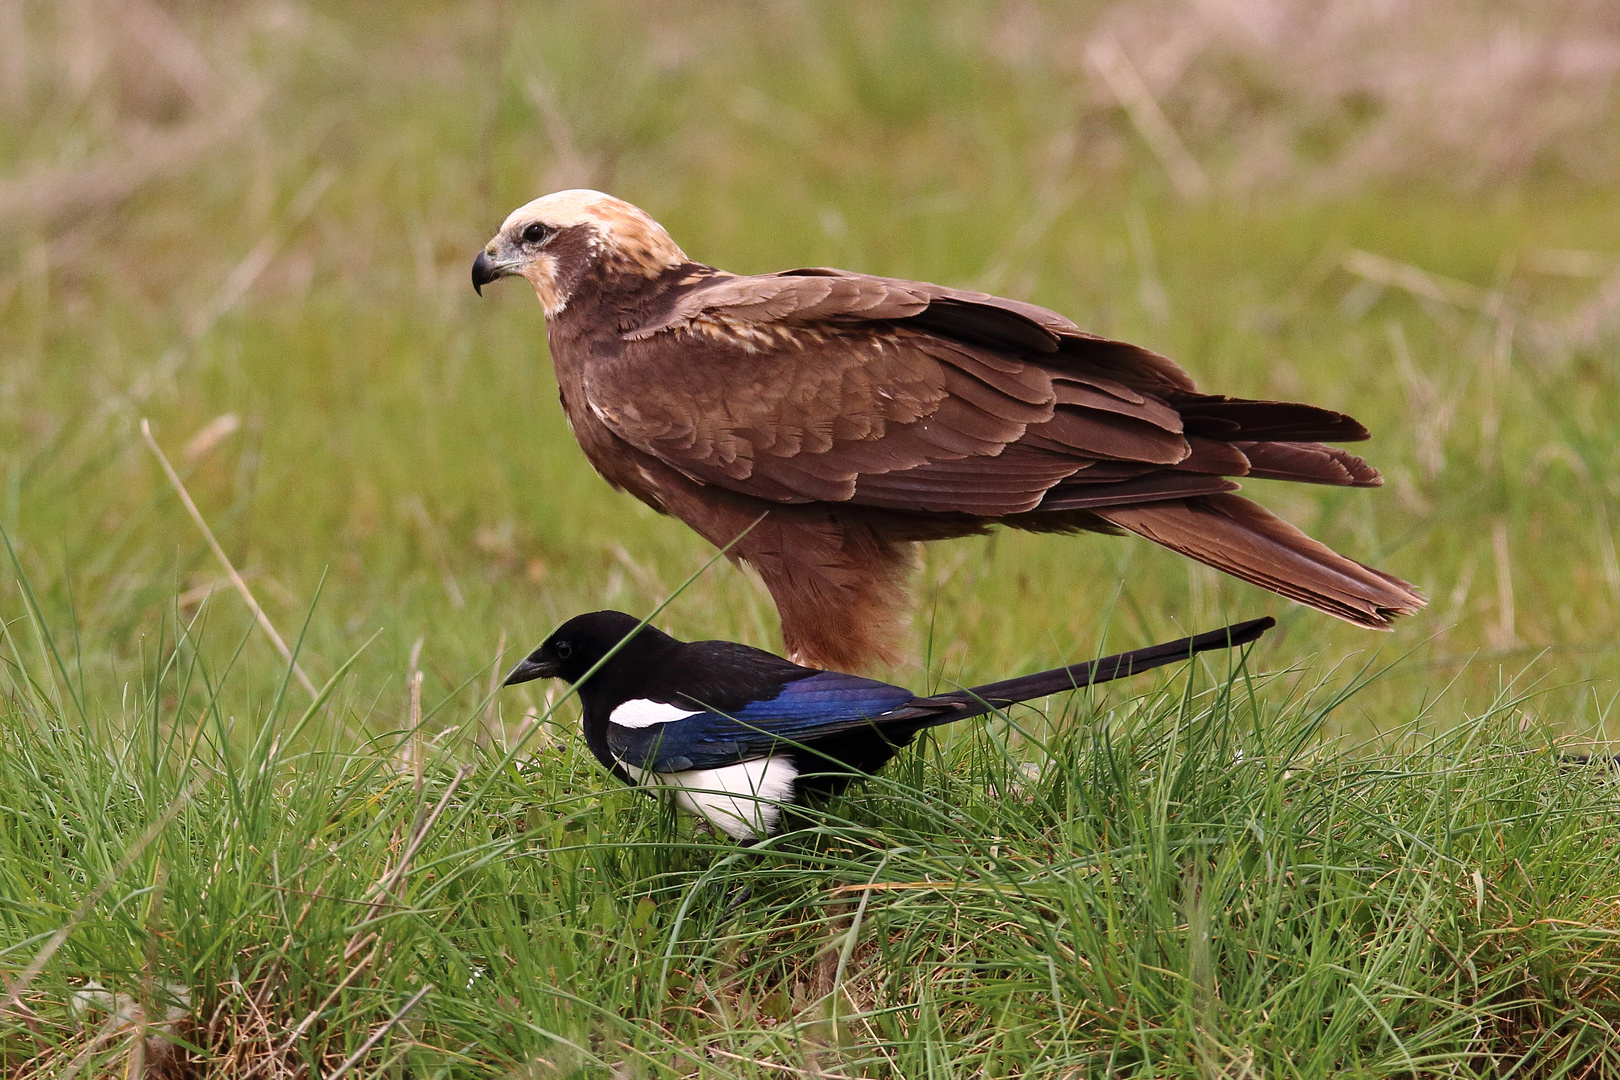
3;0;1620;739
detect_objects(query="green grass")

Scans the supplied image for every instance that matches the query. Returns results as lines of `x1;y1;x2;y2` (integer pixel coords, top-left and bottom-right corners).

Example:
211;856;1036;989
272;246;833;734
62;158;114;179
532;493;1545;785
3;595;1619;1077
3;0;1620;1073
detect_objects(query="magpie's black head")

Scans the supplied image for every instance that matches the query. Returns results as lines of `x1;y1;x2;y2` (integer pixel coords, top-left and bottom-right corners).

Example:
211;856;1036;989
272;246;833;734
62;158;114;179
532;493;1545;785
503;610;679;687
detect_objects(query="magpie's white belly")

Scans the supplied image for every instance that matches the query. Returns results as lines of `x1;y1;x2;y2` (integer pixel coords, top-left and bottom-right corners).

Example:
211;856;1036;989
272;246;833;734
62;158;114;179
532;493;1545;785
622;756;798;840
609;698;702;728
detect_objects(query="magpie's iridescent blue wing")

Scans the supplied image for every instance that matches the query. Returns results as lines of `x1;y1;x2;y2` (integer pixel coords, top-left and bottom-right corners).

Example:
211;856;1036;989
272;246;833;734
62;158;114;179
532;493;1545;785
605;671;917;772
722;671;917;730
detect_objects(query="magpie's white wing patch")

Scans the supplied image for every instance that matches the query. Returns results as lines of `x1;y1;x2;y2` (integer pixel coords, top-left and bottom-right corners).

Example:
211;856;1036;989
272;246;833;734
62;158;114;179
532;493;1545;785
610;698;702;729
622;756;798;840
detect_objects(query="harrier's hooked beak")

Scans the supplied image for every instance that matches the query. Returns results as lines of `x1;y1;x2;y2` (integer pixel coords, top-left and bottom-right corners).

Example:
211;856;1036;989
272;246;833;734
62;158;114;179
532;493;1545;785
503;653;560;686
472;244;517;295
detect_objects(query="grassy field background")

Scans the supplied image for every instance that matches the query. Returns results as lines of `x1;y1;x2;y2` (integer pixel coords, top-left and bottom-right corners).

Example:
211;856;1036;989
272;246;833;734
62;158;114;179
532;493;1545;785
3;0;1620;1075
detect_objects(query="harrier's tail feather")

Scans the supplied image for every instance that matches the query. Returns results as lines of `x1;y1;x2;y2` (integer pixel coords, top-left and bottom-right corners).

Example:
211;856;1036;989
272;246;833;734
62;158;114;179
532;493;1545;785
1095;493;1425;629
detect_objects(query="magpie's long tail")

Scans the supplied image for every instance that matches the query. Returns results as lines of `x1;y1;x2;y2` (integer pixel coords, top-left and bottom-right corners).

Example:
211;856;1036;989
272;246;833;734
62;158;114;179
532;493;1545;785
894;616;1274;728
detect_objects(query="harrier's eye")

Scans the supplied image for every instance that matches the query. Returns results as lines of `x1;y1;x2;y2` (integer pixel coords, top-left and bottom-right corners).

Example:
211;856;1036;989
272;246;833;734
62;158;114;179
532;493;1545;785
522;222;551;245
554;641;573;659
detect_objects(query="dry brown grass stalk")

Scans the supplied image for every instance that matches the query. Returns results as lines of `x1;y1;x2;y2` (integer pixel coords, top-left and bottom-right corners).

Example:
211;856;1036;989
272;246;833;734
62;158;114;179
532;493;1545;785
1077;0;1620;193
321;983;431;1080
1087;34;1210;201
480;629;507;750
141;418;320;699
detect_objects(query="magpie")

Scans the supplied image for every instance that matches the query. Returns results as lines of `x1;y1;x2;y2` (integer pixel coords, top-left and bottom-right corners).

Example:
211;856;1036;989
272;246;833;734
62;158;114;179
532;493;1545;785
503;612;1274;841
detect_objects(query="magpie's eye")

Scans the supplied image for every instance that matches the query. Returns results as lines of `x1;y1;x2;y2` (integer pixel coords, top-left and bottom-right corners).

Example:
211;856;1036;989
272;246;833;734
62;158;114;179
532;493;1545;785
521;222;551;245
553;641;573;659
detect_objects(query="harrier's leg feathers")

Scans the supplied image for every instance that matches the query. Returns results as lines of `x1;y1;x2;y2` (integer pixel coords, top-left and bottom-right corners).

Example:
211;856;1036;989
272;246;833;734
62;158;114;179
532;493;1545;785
734;515;918;672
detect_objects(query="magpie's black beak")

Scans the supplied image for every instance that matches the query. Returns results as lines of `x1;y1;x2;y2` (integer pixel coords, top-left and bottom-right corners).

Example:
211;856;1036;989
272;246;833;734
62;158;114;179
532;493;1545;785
503;654;559;686
472;250;500;296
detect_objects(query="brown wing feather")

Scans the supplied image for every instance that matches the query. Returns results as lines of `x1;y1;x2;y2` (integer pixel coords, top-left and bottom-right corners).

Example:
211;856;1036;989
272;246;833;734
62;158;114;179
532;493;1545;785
1172;396;1371;442
593;267;1387;526
625;271;934;340
890;275;1201;394
853;447;1082;514
1025;408;1188;464
1039;473;1241;510
1175;437;1253;476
